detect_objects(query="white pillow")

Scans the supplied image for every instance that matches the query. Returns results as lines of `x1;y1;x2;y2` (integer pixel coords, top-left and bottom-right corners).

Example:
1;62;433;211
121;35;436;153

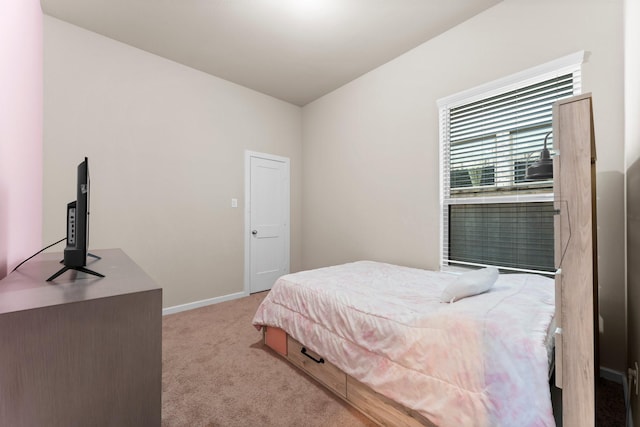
440;267;499;303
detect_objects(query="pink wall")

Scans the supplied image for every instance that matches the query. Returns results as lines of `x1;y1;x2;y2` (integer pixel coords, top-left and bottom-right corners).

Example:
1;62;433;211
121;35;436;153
0;0;43;278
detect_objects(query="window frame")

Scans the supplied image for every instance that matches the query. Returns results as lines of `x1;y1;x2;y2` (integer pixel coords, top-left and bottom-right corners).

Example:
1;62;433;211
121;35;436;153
437;52;584;274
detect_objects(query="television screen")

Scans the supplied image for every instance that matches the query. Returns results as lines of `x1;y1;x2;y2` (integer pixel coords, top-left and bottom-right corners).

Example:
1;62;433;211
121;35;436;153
64;157;89;267
47;157;104;281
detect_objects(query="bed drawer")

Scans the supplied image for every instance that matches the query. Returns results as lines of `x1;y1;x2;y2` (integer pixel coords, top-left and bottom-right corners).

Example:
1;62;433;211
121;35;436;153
347;376;430;427
286;336;346;398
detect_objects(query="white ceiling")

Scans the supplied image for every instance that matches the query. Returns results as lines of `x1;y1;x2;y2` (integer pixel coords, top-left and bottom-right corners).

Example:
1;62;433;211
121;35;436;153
41;0;502;106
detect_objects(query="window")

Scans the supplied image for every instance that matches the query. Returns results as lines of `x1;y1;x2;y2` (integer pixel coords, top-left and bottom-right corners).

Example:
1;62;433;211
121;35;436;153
438;52;583;274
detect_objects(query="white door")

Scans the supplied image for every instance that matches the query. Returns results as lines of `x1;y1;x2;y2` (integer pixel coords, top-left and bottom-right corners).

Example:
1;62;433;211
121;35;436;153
245;152;290;294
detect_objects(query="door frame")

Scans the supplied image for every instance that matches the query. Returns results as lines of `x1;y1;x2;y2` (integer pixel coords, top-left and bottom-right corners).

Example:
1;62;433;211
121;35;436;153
244;150;290;295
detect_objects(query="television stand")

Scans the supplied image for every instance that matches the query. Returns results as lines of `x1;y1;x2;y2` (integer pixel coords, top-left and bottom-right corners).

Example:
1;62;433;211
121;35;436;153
0;249;161;426
46;265;105;282
46;252;105;281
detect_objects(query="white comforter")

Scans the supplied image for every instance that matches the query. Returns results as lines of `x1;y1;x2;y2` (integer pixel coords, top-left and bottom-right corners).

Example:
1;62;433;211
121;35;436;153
252;261;556;427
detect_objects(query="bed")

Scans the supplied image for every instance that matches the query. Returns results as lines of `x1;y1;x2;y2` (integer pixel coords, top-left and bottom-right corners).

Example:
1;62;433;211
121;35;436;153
252;261;556;427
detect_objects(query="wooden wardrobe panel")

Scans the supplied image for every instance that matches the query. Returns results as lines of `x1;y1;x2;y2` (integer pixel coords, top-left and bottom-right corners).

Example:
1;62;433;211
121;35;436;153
553;93;597;427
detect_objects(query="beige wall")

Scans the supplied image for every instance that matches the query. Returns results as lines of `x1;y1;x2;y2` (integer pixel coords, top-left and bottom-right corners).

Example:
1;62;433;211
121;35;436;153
43;0;628;374
0;0;43;278
626;0;640;421
302;0;625;371
43;16;302;308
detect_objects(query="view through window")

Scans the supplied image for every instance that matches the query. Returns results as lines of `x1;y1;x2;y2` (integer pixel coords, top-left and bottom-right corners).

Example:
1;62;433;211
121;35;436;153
438;56;582;273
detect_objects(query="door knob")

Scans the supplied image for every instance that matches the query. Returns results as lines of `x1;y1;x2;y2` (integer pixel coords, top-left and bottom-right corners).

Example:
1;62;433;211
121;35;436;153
252;230;258;235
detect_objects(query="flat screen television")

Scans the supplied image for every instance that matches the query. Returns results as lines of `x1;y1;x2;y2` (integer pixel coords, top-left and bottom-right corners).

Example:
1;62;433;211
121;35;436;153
47;157;104;281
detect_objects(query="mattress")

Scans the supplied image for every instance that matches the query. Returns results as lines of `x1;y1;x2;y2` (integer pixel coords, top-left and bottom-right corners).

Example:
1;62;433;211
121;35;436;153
253;261;556;427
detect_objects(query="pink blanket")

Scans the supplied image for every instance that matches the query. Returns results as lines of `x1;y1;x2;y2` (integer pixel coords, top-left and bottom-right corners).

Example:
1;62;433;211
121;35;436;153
252;261;556;427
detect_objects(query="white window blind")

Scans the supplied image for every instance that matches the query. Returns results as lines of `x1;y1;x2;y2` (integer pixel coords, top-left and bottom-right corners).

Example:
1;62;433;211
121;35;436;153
439;54;582;274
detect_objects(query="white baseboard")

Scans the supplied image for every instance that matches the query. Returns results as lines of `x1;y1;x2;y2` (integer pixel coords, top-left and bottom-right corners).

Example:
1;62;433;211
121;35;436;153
601;366;625;384
162;291;249;316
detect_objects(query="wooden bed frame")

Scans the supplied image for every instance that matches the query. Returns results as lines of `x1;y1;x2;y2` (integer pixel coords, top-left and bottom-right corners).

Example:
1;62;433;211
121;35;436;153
263;326;436;427
259;94;597;427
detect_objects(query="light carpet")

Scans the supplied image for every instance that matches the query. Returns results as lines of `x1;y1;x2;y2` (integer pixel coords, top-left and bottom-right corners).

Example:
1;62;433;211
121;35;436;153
162;291;376;426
